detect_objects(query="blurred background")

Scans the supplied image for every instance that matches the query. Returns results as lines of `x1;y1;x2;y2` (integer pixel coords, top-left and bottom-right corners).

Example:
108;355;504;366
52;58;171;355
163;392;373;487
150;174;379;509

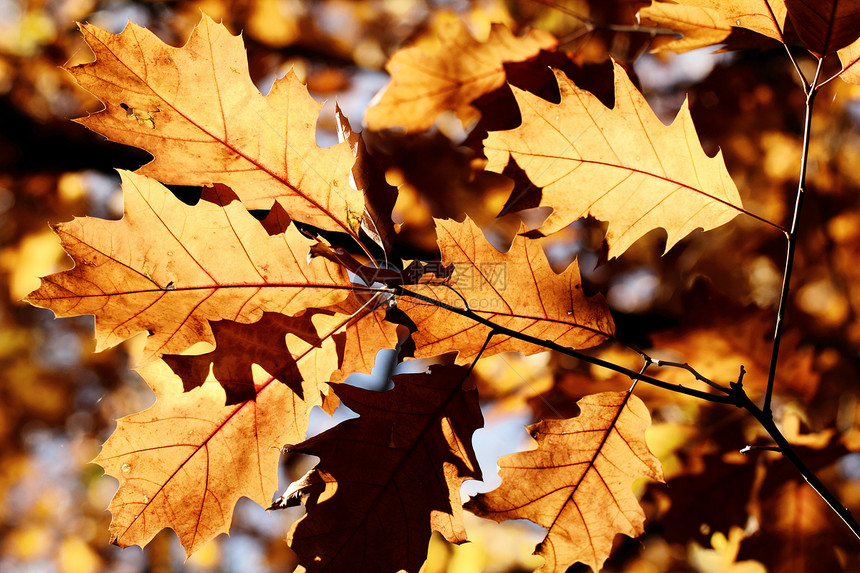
4;0;860;571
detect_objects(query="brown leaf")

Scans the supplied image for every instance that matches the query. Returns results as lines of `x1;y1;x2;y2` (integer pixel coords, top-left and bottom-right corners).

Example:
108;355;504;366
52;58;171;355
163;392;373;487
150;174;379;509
639;2;734;52
365;13;556;133
364;129;515;230
164;294;401;405
286;364;483;573
163;312;329;405
484;63;744;258
639;1;788;53
335;105;399;253
465;392;664;572
25;171;350;361
68;15;361;236
398;217;613;363
785;0;860;56
93;358;327;556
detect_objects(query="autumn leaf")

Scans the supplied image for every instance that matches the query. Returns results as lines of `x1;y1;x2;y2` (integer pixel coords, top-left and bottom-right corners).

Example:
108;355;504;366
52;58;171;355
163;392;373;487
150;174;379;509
163;312;332;406
398;217;613;363
639;1;734;52
465;392;664;572
285;364;483;573
93;357;331;556
639;0;788;53
365;12;556;133
335;105;399;252
785;0;860;56
689;527;766;573
25;171;350;360
484;62;745;258
838;38;860;83
68;15;361;236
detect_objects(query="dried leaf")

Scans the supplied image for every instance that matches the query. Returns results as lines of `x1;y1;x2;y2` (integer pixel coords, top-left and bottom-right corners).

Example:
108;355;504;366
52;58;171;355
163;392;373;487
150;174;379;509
639;0;788;53
94;358;326;555
837;37;860;83
365;13;556;132
286;364;483;573
639;2;734;52
785;0;860;56
163;312;331;405
25;171;350;361
485;62;744;258
68;15;361;235
465;392;664;572
398;217;613;363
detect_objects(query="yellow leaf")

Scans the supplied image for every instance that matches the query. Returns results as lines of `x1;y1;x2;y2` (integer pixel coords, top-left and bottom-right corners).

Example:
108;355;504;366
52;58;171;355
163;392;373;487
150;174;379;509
68;15;361;236
25;171;351;361
365;13;556;132
466;392;664;572
485;63;744;258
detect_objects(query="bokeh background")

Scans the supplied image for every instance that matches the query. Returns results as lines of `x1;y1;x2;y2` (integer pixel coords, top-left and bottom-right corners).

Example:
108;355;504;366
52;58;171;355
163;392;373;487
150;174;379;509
4;0;860;571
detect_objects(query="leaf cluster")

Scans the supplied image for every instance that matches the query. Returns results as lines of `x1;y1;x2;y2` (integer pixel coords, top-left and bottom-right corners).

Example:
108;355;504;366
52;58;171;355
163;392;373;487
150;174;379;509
19;1;860;571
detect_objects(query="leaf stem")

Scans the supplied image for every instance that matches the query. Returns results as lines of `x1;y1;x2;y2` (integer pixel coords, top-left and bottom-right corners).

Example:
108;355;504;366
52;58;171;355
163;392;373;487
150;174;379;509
763;57;824;417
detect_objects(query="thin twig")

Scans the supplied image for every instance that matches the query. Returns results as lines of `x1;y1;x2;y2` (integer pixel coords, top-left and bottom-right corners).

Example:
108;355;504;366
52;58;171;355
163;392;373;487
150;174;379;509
384;281;860;540
652;359;732;394
817;52;848;89
392;285;736;405
464;330;495;378
763;56;824;417
783;45;809;92
627;361;648;393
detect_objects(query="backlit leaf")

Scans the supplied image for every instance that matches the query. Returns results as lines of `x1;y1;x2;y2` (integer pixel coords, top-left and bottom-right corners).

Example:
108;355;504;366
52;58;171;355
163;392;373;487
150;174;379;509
286;364;483;573
94;359;325;555
68;15;361;235
398;217;613;363
25;171;350;361
465;392;664;572
639;0;788;52
365;13;556;133
785;0;860;55
485;62;744;258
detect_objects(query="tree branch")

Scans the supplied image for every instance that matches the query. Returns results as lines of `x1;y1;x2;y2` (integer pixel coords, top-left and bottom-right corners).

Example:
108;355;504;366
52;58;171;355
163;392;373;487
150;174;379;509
763;56;824;417
391;285;736;405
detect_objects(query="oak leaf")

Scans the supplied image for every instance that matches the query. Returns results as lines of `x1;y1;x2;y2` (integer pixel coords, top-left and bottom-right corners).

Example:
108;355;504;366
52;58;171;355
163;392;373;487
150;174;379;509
838;38;860;83
365;13;557;133
465;392;664;572
93;357;331;556
165;299;400;408
398;217;613;363
785;0;860;55
639;1;788;53
25;171;350;361
638;1;734;52
285;364;483;573
163;311;335;406
484;62;744;258
68;15;361;236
